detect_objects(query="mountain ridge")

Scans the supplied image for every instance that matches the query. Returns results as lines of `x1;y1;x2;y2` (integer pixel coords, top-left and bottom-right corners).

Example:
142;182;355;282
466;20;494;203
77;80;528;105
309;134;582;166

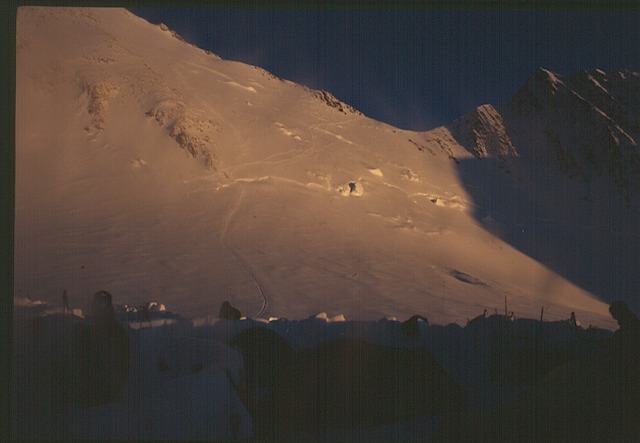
441;66;639;316
15;7;636;327
505;67;640;204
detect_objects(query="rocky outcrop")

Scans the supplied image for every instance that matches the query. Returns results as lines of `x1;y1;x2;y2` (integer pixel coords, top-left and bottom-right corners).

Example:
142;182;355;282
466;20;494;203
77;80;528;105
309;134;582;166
312;89;362;115
145;99;219;171
447;104;519;173
83;80;119;131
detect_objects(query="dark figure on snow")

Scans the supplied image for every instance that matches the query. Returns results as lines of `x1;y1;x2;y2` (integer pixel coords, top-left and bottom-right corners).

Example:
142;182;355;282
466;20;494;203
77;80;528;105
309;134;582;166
62;289;70;315
219;300;242;320
569;311;578;328
77;290;129;407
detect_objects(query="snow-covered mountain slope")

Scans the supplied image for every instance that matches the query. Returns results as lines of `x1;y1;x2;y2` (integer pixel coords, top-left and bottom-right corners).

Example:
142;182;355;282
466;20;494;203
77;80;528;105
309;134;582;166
508;67;640;202
15;7;621;328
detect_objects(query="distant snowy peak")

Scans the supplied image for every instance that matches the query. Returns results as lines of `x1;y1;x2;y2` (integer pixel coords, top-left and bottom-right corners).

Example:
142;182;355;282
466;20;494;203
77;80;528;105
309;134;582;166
439;67;640;203
511;67;567;112
446;104;519;171
508;67;640;203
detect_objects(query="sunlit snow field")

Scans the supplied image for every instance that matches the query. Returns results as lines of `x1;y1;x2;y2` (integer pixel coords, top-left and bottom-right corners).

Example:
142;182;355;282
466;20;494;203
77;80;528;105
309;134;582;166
13;7;638;441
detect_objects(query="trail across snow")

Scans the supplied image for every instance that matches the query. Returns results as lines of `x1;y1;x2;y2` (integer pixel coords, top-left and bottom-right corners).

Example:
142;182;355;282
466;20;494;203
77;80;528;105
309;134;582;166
220;188;268;317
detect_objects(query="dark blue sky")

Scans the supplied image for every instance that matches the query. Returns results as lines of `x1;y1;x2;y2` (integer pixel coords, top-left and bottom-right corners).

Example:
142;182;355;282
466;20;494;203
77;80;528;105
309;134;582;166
130;8;640;131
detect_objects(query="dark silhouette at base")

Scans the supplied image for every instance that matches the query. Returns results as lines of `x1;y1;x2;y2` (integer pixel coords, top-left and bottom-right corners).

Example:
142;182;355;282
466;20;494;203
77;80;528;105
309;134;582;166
219;301;242;320
401;314;429;338
76;291;129;407
230;327;294;397
470;302;640;442
231;328;463;441
607;301;640;442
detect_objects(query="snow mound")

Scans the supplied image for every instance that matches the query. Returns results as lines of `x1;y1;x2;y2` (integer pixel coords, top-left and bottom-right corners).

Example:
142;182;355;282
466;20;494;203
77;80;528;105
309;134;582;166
13;297;84;318
402;168;420;182
311;312;346;322
14;297;48;307
115;302;183;329
368;167;384;177
274;121;302;140
421;194;467;211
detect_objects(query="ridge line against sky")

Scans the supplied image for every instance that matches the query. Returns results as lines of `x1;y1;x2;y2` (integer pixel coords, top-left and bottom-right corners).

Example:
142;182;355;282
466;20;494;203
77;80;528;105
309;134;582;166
5;1;640;131
126;5;640;131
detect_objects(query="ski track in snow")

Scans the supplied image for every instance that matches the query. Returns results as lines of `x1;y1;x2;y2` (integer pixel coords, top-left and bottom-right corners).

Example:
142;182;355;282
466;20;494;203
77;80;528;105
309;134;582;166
213;120;346;181
210;118;363;193
220;188;268;317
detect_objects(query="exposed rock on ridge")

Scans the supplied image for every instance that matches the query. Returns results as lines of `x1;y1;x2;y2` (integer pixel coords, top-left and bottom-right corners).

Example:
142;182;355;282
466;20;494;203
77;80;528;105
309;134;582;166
508;68;640;204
